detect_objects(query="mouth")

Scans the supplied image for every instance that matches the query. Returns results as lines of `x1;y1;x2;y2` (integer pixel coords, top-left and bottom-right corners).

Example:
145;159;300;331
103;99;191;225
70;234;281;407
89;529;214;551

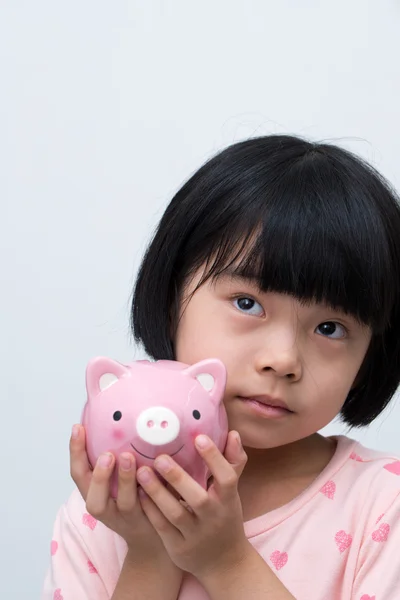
130;443;185;460
238;395;293;417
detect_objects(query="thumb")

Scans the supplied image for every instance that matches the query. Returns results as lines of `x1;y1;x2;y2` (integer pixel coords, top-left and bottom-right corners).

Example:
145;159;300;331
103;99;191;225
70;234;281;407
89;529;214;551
223;430;248;478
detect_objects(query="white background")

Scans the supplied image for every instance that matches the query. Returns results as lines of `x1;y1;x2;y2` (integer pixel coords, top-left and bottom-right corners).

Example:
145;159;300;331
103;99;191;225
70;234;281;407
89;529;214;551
2;1;400;597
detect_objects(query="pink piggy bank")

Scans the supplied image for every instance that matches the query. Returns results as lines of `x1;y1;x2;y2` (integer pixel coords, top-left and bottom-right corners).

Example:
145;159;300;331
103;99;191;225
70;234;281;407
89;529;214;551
82;357;228;496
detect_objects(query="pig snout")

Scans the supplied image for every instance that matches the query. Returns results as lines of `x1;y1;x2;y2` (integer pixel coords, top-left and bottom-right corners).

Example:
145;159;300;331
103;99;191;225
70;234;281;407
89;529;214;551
136;406;180;445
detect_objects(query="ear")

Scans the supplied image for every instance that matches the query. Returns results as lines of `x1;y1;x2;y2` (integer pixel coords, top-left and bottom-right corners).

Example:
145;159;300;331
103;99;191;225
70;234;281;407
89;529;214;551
86;357;130;398
184;358;227;406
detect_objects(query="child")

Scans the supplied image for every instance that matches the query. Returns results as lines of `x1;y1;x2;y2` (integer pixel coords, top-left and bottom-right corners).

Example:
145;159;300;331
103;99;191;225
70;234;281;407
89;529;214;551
42;135;400;600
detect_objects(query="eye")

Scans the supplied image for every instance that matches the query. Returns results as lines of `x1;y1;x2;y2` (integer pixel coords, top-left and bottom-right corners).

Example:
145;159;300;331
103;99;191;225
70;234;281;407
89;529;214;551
192;410;201;420
233;296;264;316
316;322;347;339
113;411;122;421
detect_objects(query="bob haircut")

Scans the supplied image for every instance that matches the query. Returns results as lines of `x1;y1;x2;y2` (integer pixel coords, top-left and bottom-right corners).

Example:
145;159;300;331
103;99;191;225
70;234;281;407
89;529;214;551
131;135;400;428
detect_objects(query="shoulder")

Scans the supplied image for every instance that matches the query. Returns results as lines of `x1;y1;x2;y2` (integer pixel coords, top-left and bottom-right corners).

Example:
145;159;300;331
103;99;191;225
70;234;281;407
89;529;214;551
339;441;400;596
334;436;400;537
341;436;400;489
334;435;400;484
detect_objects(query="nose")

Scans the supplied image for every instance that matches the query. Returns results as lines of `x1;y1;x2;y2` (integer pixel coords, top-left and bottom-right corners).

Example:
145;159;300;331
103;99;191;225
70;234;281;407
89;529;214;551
136;406;180;445
254;336;302;381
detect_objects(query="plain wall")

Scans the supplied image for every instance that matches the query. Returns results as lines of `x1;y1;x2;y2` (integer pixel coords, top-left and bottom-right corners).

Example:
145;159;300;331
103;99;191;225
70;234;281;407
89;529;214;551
2;1;400;597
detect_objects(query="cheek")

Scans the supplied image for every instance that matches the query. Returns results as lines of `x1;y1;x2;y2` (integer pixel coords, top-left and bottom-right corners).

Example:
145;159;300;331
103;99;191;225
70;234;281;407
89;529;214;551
186;420;203;443
303;374;350;420
112;427;127;441
175;326;235;368
175;319;216;363
174;301;225;362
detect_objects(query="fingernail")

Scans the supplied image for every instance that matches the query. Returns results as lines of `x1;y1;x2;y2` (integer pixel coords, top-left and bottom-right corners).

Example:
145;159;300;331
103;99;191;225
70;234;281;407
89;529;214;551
155;456;172;473
98;453;113;468
195;435;211;449
137;468;152;483
71;425;80;440
119;454;132;471
235;432;242;448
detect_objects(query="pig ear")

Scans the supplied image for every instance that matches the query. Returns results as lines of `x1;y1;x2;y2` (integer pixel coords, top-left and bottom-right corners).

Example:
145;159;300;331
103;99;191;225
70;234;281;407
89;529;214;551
184;359;227;406
86;357;130;398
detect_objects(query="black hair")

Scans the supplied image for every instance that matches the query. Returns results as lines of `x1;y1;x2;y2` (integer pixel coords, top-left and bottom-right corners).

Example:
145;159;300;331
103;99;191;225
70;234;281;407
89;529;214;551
131;135;400;428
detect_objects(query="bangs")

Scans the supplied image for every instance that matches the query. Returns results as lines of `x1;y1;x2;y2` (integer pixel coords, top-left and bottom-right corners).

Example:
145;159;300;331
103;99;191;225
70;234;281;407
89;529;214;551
183;153;396;334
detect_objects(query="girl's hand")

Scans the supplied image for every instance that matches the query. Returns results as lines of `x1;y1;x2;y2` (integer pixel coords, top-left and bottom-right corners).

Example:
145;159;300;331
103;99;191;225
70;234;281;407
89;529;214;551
137;430;250;581
69;424;181;571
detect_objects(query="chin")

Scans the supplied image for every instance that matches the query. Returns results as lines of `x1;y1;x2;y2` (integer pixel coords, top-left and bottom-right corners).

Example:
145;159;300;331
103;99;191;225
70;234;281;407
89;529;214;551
229;420;304;450
231;427;288;450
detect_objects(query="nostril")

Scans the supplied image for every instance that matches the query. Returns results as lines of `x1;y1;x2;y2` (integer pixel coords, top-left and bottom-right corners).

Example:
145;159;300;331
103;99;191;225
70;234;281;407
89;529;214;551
137;408;179;445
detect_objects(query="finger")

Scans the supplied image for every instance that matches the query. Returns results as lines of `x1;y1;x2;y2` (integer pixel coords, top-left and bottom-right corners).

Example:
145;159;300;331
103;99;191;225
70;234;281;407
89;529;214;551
137;466;193;533
69;424;93;499
85;453;117;519
115;453;139;513
153;455;208;515
194;434;243;501
139;488;182;543
223;431;248;478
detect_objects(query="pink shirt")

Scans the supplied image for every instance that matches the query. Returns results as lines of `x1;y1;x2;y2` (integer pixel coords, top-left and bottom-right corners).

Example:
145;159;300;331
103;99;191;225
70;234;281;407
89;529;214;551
42;436;400;599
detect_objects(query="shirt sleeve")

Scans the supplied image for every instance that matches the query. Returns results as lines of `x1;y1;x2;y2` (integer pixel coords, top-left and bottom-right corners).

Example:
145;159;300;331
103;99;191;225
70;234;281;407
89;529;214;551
352;490;400;600
41;491;117;600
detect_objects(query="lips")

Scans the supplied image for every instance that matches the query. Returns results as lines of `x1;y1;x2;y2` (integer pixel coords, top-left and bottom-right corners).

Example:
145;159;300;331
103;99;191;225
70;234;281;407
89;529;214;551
238;395;292;412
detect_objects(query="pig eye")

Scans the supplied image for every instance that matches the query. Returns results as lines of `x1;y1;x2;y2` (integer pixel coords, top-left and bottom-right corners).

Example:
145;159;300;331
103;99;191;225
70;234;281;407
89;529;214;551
113;411;122;421
192;410;201;420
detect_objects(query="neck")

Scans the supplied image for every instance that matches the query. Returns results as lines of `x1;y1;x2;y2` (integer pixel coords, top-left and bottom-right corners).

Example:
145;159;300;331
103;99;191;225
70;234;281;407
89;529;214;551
238;434;337;520
244;433;335;476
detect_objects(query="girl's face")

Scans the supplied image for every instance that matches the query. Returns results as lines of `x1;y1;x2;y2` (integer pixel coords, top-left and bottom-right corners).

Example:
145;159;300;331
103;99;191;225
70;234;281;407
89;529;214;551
174;267;372;450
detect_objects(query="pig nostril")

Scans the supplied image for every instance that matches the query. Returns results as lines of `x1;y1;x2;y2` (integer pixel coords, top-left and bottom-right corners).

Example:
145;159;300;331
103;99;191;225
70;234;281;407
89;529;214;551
137;408;180;444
